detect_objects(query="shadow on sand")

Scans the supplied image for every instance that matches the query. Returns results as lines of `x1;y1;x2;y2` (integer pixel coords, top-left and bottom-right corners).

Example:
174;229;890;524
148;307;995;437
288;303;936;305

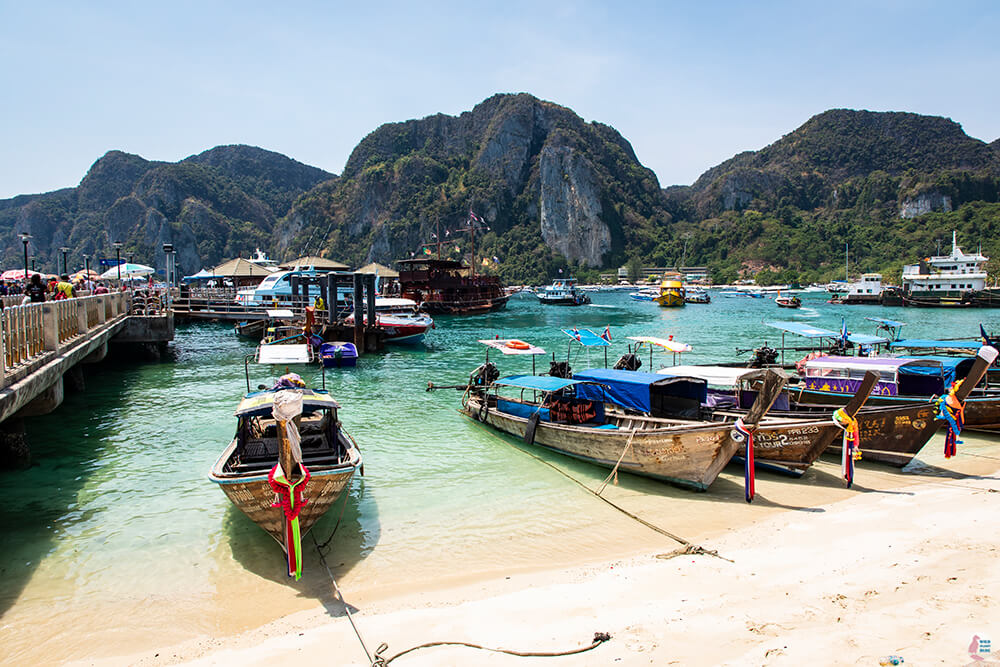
223;477;378;619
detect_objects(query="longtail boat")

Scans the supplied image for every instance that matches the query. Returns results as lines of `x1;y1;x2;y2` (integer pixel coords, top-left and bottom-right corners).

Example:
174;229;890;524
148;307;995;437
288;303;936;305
579;367;877;477
461;369;787;493
209;377;362;579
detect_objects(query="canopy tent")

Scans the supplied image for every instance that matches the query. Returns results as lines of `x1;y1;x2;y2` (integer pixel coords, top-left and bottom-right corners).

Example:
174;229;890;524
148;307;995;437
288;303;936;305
235;388;339;417
212;257;278;279
562;328;611;346
763;321;888;346
889;339;982;352
278;256;349;271
98;262;155;280
493;375;585;392
1;269;41;280
628;334;692;367
183;268;222;282
356;262;399;278
479;339;546;355
656;365;753;388
573;368;707;419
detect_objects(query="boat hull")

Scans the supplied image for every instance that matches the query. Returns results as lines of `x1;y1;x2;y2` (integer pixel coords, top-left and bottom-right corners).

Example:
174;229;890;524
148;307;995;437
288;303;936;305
209;439;361;548
462;396;738;490
790;386;1000;430
655;291;685;307
419;295;509;315
822;403;941;467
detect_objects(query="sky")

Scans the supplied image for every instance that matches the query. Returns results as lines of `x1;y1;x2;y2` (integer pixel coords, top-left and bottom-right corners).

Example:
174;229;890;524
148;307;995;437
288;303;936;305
1;1;998;199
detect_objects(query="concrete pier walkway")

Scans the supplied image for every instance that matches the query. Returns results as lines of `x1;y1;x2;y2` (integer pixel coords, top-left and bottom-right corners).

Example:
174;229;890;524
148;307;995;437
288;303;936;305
0;292;174;465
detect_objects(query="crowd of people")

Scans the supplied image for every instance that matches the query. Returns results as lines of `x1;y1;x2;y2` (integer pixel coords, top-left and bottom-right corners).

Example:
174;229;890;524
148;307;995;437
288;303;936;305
0;273;111;308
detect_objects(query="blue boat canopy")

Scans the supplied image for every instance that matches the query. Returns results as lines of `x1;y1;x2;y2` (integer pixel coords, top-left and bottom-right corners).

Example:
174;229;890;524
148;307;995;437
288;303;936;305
764;321;888;345
897;355;975;385
865;316;906;328
573;368;707;417
493;375;586;392
889;339;982;351
561;328;611;347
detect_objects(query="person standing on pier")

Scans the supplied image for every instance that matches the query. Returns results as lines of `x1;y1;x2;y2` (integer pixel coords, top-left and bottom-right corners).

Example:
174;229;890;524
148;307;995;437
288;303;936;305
26;273;47;303
54;274;75;300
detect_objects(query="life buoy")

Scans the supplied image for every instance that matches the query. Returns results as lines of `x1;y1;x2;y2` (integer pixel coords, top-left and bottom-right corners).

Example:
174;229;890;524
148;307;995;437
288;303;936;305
506;340;530;350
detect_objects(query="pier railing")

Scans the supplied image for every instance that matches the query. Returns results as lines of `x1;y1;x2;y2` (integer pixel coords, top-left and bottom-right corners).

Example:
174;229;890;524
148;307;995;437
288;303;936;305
1;293;129;388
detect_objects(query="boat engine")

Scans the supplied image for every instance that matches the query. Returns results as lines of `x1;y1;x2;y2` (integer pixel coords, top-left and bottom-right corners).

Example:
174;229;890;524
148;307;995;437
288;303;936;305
748;343;779;368
469;361;500;388
548;360;572;378
613;353;642;371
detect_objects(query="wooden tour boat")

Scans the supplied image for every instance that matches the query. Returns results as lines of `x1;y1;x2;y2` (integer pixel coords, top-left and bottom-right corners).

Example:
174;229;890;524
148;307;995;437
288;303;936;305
462;368;793;493
209;379;362;578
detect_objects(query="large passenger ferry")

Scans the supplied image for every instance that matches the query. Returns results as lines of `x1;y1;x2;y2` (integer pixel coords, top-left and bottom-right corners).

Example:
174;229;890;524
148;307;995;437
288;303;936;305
901;231;998;306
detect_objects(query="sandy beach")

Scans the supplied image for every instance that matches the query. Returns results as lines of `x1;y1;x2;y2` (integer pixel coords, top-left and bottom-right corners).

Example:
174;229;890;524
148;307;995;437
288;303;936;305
56;429;1000;667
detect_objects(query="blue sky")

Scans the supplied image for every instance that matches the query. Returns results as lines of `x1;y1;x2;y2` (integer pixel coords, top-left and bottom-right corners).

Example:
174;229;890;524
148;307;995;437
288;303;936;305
1;1;997;199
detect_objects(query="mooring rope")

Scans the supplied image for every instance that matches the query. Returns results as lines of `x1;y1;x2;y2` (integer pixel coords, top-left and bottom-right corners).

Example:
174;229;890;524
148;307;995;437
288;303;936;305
595;428;638;495
371;632;612;665
476;425;732;561
311;531;376;665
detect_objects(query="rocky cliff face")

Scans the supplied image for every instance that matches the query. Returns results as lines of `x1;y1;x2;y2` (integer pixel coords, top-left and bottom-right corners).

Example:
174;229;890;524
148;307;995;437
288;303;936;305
279;93;669;276
0;146;333;276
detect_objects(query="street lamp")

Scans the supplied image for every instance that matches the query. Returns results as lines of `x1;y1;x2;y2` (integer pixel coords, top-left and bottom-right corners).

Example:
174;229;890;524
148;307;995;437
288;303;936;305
83;254;90;281
60;246;69;276
162;243;174;288
113;241;123;283
18;231;31;288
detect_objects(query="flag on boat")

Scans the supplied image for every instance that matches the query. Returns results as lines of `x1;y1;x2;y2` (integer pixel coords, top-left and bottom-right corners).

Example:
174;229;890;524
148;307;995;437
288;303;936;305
601;325;612;342
840;317;848;343
572;327;581;341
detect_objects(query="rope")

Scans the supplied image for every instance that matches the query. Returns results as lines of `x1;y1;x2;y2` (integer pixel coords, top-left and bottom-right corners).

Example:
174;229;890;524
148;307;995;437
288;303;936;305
475;423;732;561
372;632;611;665
311;531;375;665
596;428;638;495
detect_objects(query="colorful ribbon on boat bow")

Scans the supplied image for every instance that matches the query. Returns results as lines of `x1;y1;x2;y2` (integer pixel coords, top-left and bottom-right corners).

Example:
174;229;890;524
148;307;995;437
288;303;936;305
268;463;311;580
935;380;965;459
731;417;755;503
832;408;861;487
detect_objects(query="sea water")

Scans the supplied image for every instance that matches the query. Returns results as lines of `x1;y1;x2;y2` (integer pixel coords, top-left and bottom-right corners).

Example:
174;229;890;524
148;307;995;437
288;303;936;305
1;290;998;662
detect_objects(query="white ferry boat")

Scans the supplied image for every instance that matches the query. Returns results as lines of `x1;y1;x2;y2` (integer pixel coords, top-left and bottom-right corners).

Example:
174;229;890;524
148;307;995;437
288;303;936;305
536;278;591;306
901;231;991;306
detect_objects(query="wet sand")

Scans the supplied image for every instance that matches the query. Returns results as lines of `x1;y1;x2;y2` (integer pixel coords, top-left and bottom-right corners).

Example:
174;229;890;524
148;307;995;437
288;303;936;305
39;429;1000;666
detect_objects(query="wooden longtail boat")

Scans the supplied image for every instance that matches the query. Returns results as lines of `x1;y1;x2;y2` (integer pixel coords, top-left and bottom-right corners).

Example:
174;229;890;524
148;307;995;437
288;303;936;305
209;386;362;559
579;367;876;476
791;349;1000;430
663;365;942;469
461;370;786;491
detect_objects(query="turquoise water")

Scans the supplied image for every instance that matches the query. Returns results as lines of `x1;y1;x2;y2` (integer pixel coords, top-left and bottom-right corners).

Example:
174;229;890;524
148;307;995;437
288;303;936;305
1;290;998;660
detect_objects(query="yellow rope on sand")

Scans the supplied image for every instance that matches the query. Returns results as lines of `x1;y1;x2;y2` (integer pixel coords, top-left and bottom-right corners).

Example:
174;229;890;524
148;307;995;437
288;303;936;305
596;428;638;495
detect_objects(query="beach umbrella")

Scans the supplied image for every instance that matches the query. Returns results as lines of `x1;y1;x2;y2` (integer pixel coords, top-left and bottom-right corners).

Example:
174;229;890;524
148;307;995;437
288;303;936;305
0;268;41;280
72;269;100;280
98;262;156;280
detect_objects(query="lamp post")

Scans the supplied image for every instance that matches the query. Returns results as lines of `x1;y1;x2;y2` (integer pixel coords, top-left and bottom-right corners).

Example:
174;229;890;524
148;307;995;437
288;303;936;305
18;231;31;288
60;246;69;276
113;241;123;283
83;253;90;278
162;243;175;308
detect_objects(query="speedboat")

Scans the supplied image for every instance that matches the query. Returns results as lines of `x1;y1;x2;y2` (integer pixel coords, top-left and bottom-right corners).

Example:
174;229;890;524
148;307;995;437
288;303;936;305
345;297;434;344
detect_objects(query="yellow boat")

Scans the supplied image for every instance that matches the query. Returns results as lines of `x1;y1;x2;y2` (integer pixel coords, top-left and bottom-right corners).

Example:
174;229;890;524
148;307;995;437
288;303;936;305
655;277;686;307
